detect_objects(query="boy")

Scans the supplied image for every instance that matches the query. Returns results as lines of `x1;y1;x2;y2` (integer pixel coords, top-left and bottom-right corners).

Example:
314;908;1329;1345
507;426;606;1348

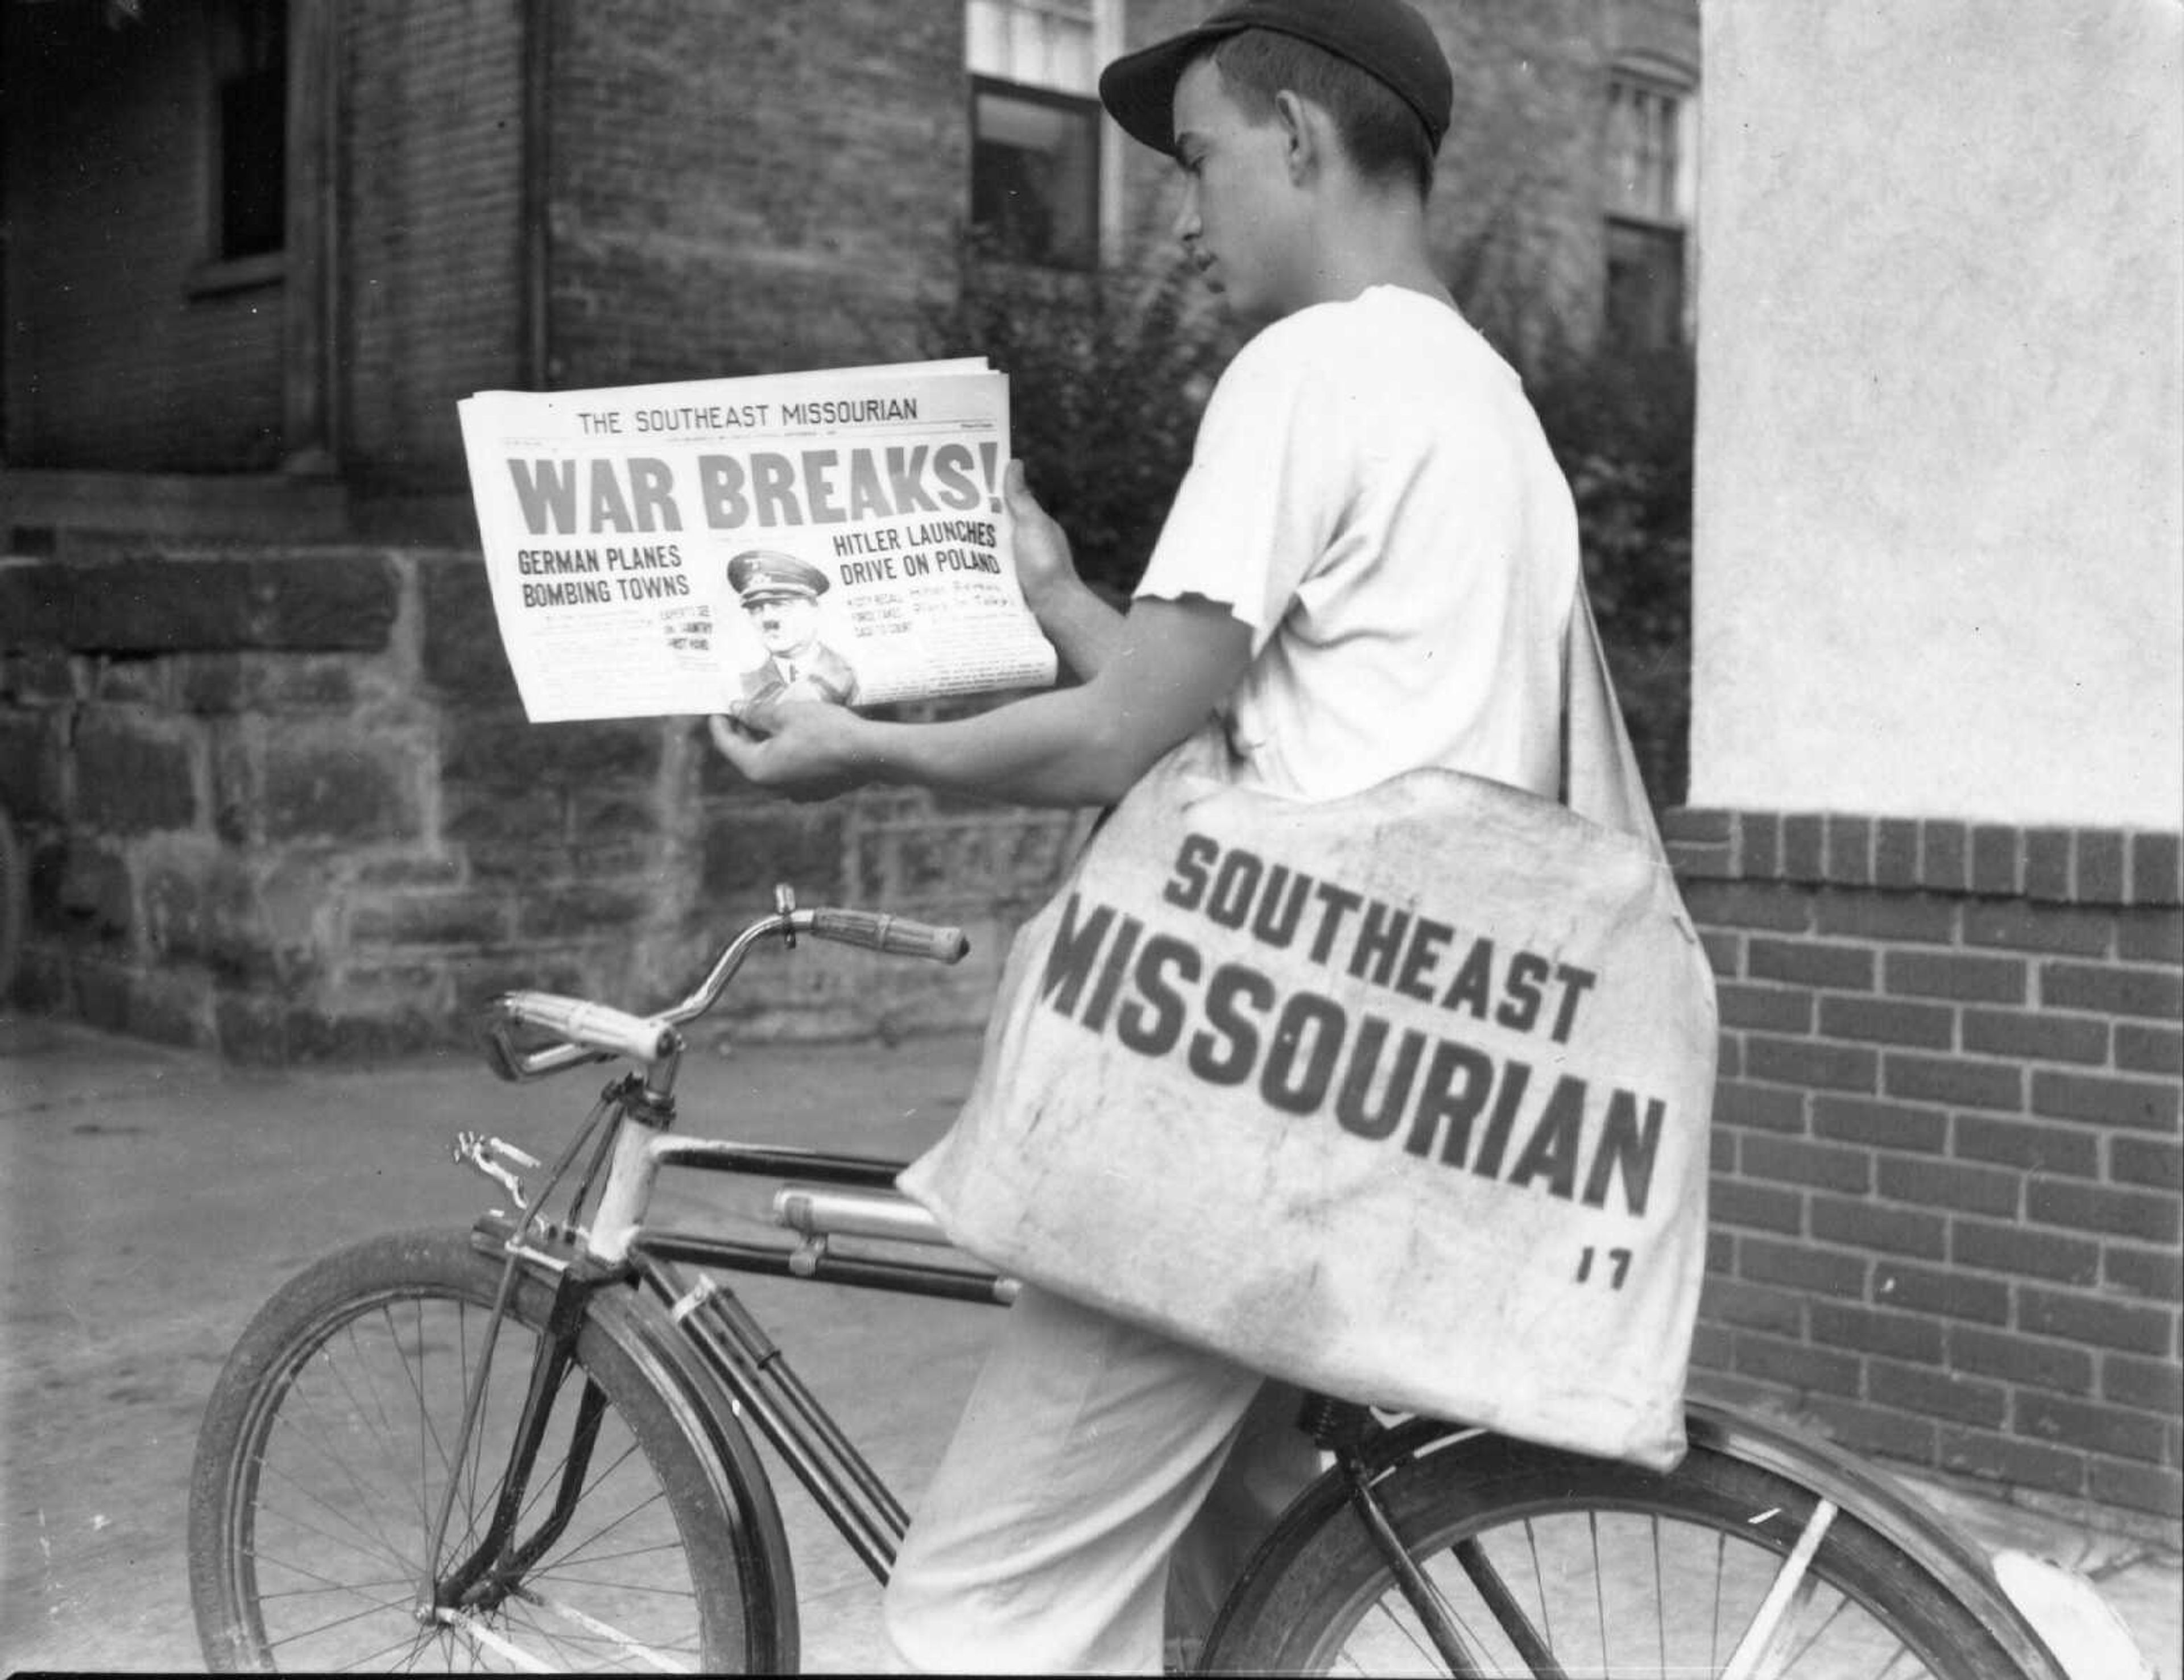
710;0;1581;1667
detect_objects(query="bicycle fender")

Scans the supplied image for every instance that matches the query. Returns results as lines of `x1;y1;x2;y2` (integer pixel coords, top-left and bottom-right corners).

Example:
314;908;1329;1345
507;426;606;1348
472;1228;803;1674
1680;1401;2066;1680
575;1276;804;1673
1309;1403;2066;1680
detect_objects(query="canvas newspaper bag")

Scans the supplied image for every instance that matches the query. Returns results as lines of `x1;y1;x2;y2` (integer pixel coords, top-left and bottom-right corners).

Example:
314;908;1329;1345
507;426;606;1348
898;594;1717;1468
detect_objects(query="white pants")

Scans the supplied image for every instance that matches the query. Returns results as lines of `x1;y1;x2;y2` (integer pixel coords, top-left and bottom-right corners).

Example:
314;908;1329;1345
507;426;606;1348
882;1285;1323;1674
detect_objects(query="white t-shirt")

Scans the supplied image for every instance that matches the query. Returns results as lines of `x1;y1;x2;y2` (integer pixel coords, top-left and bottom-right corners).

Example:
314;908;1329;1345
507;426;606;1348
1136;285;1578;801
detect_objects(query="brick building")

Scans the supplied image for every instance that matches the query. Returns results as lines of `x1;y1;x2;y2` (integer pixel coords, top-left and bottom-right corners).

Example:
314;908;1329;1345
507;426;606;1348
16;0;2174;1550
2;0;1699;1046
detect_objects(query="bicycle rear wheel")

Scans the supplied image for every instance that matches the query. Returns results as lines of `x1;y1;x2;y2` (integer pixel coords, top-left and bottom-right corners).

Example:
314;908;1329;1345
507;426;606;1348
1202;1429;2058;1679
189;1230;791;1673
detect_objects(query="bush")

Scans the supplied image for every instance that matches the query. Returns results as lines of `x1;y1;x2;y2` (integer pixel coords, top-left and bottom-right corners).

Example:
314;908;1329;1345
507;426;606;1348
1528;343;1695;804
920;233;1233;595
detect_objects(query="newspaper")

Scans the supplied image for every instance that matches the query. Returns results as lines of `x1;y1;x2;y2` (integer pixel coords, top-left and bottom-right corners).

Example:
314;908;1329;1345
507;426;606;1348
458;359;1057;723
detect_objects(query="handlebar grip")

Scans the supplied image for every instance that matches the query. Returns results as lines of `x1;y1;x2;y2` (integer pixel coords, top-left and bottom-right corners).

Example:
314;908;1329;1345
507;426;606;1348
808;909;971;965
491;991;680;1064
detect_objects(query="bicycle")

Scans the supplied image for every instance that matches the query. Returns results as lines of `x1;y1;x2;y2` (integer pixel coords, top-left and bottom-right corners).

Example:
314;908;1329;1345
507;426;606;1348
187;887;2078;1677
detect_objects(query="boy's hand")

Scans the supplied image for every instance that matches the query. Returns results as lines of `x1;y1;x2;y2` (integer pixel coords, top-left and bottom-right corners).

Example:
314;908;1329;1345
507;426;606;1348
1003;460;1081;617
707;704;871;802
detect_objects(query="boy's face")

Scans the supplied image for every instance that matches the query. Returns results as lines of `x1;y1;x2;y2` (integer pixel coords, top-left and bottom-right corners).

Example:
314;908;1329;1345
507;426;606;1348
1170;56;1302;324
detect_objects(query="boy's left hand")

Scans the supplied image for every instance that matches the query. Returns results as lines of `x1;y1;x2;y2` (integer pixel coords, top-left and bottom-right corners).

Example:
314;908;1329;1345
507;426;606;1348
707;704;871;802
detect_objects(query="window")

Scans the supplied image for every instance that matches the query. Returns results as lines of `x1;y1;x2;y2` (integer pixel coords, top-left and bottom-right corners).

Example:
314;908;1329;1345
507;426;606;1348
966;0;1108;270
212;0;287;261
1603;68;1697;351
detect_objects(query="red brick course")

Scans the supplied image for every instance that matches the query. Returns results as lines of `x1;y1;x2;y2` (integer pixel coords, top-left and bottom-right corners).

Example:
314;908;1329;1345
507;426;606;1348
1670;808;2184;1528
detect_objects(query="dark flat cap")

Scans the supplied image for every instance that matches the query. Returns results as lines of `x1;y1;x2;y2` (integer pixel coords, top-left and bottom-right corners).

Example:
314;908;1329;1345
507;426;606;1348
1098;0;1453;158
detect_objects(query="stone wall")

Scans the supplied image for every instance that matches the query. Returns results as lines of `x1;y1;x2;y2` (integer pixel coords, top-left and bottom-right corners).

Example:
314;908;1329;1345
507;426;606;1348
0;546;1085;1058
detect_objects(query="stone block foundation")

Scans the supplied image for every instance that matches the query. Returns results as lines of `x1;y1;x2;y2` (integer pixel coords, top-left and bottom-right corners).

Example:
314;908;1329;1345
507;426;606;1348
0;546;1085;1058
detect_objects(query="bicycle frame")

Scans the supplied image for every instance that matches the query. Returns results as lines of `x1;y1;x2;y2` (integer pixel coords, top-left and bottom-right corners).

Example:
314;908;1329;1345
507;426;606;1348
441;1085;1015;1613
450;897;1502;1666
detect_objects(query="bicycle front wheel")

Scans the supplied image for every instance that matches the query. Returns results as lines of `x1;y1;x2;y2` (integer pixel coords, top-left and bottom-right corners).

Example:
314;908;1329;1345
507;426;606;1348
189;1230;787;1673
1203;1429;2055;1679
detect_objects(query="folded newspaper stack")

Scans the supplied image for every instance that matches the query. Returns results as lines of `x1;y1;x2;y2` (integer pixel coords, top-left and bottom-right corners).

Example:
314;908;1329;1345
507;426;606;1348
458;359;1056;723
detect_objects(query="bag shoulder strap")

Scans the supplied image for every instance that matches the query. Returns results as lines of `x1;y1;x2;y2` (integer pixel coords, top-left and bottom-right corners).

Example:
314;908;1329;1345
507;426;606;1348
1558;584;1669;863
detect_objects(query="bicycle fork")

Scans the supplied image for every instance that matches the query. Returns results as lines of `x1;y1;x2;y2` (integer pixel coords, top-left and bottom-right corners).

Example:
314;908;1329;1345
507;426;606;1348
1306;1397;1504;1679
412;1118;676;1667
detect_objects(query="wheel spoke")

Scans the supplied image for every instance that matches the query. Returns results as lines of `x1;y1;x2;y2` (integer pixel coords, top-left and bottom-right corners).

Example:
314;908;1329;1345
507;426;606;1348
515;1584;699;1673
1590;1510;1609;1675
264;1586;429;1654
326;1622;439;1674
1524;1517;1557;1656
435;1605;558;1672
1651;1512;1667;1680
252;1430;418;1583
1711;1526;1728;1672
1722;1499;1838;1680
1451;1536;1565;1677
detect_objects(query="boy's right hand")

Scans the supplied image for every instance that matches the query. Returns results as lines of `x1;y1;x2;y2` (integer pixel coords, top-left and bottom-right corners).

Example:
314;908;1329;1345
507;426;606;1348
1003;460;1081;617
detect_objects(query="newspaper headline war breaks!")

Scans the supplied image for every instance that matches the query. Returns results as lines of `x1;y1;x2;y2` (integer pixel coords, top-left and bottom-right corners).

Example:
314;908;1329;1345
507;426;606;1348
458;359;1057;723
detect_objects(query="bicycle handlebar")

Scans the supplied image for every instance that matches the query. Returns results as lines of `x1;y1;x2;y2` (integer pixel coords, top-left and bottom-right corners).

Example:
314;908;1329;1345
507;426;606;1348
807;909;971;965
481;896;971;1081
490;992;680;1069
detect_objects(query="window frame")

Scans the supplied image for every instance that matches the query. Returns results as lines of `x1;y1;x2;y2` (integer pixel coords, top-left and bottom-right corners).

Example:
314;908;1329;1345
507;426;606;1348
1602;56;1699;351
967;71;1105;273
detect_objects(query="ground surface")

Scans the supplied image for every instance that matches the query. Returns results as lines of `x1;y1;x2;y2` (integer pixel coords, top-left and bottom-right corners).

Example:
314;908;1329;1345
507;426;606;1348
3;1013;2177;1675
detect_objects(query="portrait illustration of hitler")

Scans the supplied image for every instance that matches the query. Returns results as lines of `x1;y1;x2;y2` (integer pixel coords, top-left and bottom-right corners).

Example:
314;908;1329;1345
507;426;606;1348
723;548;860;717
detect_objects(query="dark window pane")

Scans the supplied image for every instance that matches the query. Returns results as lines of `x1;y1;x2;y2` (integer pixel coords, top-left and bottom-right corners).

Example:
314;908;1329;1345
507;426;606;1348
1606;218;1685;351
971;82;1098;270
221;65;285;258
215;0;286;260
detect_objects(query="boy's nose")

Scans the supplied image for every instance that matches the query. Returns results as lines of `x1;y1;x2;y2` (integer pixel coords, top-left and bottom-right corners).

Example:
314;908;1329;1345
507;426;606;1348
1171;183;1201;246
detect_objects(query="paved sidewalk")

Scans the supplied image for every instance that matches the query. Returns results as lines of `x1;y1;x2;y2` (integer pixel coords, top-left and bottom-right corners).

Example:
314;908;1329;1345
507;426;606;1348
2;1011;2177;1674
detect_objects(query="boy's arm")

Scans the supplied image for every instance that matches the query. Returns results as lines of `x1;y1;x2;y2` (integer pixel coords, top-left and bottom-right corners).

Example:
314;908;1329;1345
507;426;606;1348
1027;573;1127;685
709;595;1250;809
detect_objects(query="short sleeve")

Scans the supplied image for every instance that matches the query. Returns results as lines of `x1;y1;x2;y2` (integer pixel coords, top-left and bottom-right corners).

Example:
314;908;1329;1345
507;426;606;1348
1134;324;1350;653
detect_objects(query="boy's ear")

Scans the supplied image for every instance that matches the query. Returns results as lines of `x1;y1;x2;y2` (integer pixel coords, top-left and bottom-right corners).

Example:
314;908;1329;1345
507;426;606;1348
1271;88;1320;183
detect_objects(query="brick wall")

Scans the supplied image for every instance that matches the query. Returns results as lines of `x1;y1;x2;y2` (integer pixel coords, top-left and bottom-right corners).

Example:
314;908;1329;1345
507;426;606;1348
340;0;529;493
1668;808;2184;1533
6;0;1665;490
0;547;1082;1058
544;1;967;395
2;3;285;471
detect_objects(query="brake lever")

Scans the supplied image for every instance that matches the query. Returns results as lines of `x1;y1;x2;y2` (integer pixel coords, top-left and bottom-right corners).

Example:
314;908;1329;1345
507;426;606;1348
452;1132;542;1212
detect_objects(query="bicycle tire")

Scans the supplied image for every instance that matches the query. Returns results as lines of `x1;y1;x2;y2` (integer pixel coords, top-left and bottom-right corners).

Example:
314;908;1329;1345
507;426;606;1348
189;1229;794;1673
1202;1428;2057;1678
